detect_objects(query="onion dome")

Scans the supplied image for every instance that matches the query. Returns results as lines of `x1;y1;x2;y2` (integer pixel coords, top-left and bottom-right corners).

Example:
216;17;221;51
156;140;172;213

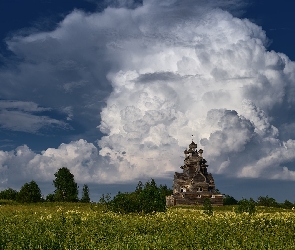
198;149;203;155
189;141;197;149
184;149;188;154
187;148;194;153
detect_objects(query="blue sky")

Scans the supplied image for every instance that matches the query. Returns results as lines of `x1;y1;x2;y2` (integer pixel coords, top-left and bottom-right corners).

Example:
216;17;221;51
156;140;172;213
1;0;295;202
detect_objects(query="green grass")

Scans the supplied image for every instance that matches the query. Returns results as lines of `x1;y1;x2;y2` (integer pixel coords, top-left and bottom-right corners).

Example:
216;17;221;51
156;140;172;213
0;202;295;249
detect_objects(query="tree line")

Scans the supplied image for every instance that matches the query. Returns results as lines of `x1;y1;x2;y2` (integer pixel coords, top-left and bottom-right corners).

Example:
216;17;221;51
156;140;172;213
101;179;173;214
1;167;295;214
223;195;295;210
0;167;173;214
0;167;90;203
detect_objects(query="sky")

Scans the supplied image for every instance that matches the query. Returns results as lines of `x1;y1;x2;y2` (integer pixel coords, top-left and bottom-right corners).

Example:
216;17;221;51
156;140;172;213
1;0;295;202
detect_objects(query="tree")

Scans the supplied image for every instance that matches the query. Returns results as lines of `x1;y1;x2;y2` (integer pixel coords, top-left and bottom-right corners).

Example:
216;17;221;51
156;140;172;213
138;179;166;213
282;200;294;209
45;193;55;202
223;195;238;205
256;196;278;207
99;193;111;205
0;188;18;200
53;167;78;202
203;198;213;216
17;181;42;203
159;184;173;196
81;184;90;203
110;191;140;213
236;198;256;215
109;179;168;214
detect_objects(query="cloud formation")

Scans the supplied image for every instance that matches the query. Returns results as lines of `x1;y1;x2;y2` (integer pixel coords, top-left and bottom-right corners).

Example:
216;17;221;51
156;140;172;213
97;0;295;181
1;0;295;188
0;100;67;133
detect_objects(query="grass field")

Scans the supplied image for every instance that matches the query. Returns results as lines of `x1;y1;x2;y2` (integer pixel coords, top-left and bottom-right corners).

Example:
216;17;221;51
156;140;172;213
0;201;295;249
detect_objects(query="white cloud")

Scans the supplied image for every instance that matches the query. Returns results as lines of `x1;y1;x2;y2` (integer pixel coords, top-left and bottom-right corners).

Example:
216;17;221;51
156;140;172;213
96;0;295;181
0;140;109;187
1;0;295;188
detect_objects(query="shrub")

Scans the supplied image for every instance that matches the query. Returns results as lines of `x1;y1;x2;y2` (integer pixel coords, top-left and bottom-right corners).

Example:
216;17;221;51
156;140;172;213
223;195;238;205
257;195;279;207
203;198;213;216
45;193;55;202
17;181;42;203
109;179;169;214
236;198;256;215
0;188;18;200
282;200;294;209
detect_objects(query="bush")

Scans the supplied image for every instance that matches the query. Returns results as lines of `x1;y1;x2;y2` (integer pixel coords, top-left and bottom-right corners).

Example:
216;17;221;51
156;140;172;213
282;200;294;209
223;195;238;205
109;179;169;214
110;192;140;213
45;194;55;202
256;196;279;207
17;181;42;203
203;198;213;216
236;198;256;215
0;188;18;200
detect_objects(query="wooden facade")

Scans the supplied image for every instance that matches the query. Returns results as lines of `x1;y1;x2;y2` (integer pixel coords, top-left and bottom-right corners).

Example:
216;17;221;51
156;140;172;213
166;141;223;206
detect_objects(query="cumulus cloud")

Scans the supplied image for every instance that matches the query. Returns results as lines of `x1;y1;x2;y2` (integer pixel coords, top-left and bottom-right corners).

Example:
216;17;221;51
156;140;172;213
1;0;295;188
0;140;99;187
96;0;295;181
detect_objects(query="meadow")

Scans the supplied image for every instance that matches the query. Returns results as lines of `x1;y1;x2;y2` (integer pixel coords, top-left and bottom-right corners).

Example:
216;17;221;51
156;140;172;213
0;201;295;249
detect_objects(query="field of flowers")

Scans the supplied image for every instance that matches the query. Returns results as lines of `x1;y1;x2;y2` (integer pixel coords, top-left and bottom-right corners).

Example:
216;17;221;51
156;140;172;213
0;202;295;249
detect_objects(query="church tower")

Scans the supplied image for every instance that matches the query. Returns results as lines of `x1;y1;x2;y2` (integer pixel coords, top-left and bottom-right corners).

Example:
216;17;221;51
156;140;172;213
166;140;223;206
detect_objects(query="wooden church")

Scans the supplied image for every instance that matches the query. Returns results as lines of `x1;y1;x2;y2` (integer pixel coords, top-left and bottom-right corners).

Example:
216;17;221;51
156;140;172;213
166;140;223;206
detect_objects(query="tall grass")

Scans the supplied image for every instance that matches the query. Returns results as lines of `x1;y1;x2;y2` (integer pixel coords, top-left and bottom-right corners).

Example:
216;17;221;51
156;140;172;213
0;202;294;249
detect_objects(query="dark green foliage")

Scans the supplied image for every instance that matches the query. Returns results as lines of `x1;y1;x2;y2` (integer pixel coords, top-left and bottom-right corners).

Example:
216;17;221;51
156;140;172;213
110;192;140;213
109;179;170;214
203;198;213;216
135;181;143;193
158;184;173;196
137;179;167;213
17;181;42;203
236;198;256;214
80;184;90;203
256;195;279;207
282;200;294;209
45;193;55;202
215;189;221;194
99;193;111;204
223;195;238;205
53;167;78;202
0;188;18;200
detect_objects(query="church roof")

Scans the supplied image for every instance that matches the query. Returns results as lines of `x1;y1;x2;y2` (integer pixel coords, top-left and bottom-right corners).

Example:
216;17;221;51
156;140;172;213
189;141;197;149
187;148;194;153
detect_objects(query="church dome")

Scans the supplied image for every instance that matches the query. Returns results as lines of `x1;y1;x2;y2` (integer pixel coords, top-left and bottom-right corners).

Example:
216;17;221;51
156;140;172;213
187;148;194;153
189;141;197;149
